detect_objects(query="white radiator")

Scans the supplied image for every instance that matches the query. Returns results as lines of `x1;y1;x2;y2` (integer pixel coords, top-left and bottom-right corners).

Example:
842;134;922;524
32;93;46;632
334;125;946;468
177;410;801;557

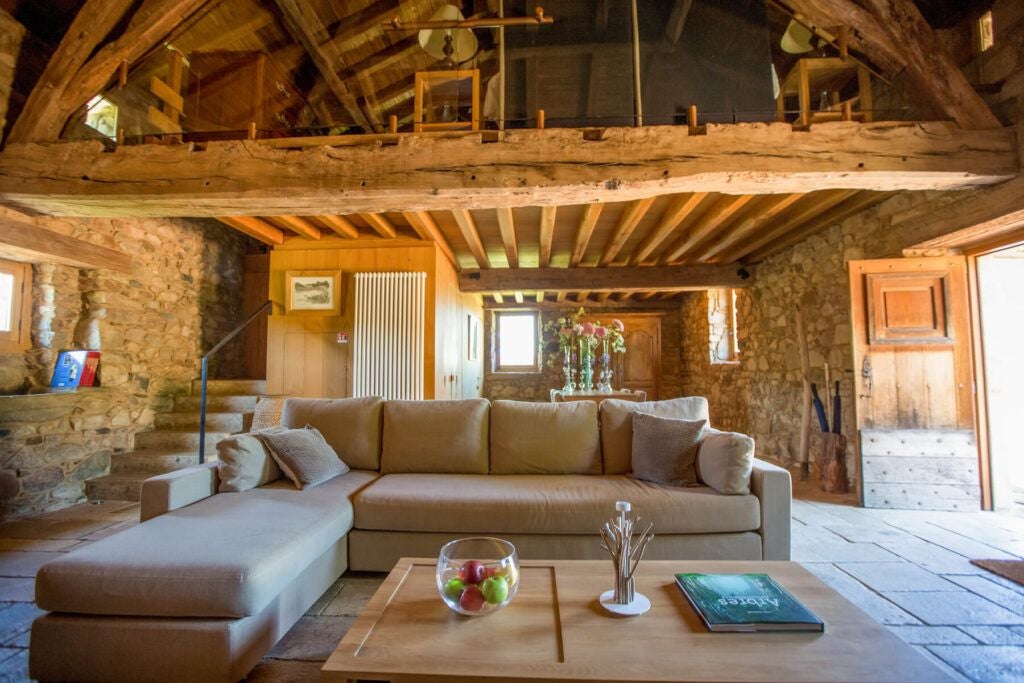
353;272;426;400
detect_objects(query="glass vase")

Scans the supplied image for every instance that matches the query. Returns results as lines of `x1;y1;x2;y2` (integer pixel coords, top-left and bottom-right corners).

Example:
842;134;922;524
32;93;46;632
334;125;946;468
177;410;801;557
580;340;594;392
561;347;574;393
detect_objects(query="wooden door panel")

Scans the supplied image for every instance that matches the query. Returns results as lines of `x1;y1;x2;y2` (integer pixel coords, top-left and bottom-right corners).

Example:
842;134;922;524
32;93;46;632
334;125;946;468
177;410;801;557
867;273;951;344
607;314;662;400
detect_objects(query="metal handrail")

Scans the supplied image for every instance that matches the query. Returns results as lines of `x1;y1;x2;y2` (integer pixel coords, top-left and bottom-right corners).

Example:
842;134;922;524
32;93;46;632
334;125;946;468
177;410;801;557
198;300;272;464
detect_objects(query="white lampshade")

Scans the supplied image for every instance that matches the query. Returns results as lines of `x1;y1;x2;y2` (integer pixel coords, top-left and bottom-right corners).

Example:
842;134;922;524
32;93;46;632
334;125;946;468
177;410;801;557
780;19;815;54
418;5;479;63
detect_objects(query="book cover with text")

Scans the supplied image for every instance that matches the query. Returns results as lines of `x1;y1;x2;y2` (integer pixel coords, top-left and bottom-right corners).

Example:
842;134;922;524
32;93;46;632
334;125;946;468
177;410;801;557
675;573;825;632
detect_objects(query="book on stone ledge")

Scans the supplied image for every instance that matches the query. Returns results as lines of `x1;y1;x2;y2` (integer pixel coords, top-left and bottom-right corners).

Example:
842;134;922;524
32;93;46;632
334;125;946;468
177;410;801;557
675;573;825;632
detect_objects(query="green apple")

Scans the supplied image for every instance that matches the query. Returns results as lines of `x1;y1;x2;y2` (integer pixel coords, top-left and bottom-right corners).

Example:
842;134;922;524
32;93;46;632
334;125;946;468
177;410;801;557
480;576;509;605
443;577;466;601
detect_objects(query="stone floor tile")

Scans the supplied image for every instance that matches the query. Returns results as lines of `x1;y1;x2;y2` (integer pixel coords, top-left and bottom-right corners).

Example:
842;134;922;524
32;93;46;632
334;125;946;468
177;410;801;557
0;578;35;603
0;649;18;665
965;570;1024;597
945;575;1024;615
0;538;79;552
792;526;902;563
912;645;973;683
790;499;852;527
837;561;959;592
0;518;115;541
928;645;1024;683
1012;626;1024;637
877;537;986;575
30;501;131;522
888;625;976;645
823;523;913;544
0;648;28;683
0;603;43;646
958;625;1024;645
2;631;28;649
321;576;386;617
306;578;344;617
883;518;1019;562
884;591;1024;626
81;519;138;541
801;563;922;625
266;616;355;661
246;658;323;681
103;503;141;522
0;552;55;578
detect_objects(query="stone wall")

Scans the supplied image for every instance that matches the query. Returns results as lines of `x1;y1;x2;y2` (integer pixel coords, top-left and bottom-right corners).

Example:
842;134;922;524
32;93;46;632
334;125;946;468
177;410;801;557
483;307;683;401
0;211;253;519
0;9;23;140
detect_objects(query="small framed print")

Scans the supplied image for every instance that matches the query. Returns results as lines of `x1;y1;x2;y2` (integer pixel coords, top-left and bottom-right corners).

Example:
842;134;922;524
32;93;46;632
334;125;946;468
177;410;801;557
285;271;343;316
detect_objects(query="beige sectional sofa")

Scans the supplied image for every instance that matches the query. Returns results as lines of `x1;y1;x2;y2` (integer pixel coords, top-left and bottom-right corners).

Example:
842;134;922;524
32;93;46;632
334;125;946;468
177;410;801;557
30;396;791;682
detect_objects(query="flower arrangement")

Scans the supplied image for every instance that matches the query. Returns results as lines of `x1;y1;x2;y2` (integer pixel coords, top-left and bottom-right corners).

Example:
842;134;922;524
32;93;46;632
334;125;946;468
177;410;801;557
543;308;626;393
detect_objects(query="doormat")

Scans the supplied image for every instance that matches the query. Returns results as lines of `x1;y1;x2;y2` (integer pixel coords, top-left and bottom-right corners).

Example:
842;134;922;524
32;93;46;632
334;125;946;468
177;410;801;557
970;560;1024;587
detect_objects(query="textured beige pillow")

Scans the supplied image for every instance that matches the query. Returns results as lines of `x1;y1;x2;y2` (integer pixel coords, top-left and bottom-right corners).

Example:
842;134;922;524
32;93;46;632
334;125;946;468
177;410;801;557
381;399;489;474
249;396;284;431
216;433;282;493
257;426;349;490
698;428;755;495
630;413;707;487
600;397;710;474
490;400;601;475
280;397;383;471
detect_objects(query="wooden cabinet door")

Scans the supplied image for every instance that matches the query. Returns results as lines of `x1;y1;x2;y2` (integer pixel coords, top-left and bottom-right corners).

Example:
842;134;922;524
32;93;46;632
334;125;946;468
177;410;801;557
612;314;662;400
849;257;979;510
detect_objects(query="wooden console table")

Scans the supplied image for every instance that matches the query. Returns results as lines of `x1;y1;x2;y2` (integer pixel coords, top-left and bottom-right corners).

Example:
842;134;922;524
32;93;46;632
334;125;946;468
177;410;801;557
323;559;953;682
549;389;647;403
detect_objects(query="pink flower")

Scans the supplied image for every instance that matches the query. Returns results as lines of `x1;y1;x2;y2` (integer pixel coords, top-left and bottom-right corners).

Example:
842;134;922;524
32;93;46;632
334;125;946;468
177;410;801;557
595;326;607;339
611;319;624;332
572;323;584;335
560;326;572;336
581;322;596;336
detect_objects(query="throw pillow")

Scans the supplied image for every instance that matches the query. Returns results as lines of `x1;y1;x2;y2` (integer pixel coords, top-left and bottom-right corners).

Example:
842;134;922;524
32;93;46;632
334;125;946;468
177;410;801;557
216;433;282;493
630;412;707;487
697;428;755;495
257;425;349;490
249;396;285;431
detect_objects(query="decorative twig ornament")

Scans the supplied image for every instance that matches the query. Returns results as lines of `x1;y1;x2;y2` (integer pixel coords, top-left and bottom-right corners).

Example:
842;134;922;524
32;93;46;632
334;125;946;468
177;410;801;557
599;501;654;616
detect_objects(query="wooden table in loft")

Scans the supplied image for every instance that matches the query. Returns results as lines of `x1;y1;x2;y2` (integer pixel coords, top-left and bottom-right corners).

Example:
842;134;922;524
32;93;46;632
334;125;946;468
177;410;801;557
413;68;480;133
776;56;873;127
550;389;648;404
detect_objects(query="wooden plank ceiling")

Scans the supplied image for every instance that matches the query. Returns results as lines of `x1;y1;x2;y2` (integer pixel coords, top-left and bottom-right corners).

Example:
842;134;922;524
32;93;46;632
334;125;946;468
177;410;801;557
218;188;891;303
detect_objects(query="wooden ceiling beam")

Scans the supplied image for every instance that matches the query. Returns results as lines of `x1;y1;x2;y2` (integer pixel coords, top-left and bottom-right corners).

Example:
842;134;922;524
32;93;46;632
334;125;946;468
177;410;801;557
486;298;680;311
600;198;656;266
556;291;567;303
401;210;458;268
452;209;490;268
513;291;524;304
361;213;397;238
492;293;504;304
0;213;133;273
539;206;557;267
495;207;519;267
536;291;545;303
660;194;755;264
459;264;750;293
697;193;805;263
595;292;611;303
274;215;323;240
632;193;708;265
318;214;359;239
217;216;286;246
571;203;604;267
272;0;377;131
1;123;1014;216
576;291;590;303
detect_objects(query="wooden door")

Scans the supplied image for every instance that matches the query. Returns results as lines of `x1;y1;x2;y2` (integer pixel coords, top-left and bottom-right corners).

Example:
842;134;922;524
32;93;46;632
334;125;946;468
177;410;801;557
849;257;979;510
612;314;662;400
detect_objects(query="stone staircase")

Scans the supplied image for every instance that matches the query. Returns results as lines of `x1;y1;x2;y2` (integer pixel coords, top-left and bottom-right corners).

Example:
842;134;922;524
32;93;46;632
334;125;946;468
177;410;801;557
84;379;266;502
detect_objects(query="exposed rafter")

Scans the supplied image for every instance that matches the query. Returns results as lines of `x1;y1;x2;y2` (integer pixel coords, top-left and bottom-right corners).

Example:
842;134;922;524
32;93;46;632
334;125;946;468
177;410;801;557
318;214;359;239
217;216;285;246
632;193;708;265
539;206;557;267
402;210;458;267
274;215;322;240
459;264;750;293
361;213;397;238
495;207;519;267
600;198;656;266
661;194;755;264
697;193;804;262
452;210;490;268
571;203;604;267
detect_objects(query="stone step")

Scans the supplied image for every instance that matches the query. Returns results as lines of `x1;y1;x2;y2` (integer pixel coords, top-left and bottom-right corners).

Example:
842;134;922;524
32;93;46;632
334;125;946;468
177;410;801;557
173;394;258;413
190;379;266;396
154;411;246;432
85;473;149;503
109;449;204;475
134;430;231;452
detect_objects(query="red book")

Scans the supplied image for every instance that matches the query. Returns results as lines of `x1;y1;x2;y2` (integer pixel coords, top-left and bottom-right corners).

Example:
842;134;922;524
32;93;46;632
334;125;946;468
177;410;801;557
79;351;101;387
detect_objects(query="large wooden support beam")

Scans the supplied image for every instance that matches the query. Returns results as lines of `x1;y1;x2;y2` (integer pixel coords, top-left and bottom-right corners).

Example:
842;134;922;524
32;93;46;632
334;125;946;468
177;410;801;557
485;297;681;311
458;264;751;293
0;123;1015;217
0;214;132;272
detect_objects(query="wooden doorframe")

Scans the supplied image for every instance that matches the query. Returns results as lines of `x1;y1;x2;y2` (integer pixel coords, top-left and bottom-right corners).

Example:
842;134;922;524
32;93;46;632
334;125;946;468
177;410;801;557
965;236;1024;510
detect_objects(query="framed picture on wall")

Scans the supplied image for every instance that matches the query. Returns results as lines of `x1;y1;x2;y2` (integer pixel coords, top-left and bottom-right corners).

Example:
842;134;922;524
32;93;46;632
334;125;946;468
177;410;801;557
285;270;343;315
467;314;480;361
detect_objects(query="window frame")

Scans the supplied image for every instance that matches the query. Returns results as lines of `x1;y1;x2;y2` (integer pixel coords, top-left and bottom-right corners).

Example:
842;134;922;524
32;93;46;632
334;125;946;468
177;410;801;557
708;287;740;365
0;259;32;354
493;309;541;373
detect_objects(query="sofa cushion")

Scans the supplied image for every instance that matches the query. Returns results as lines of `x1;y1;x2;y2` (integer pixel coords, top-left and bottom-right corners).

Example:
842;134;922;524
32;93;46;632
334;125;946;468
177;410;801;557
259;426;349;490
381;399;489;474
490;400;601;475
698;428;756;495
354;473;759;535
35;470;379;619
216;433;281;493
600;397;710;474
631;413;707;487
280;397;383;471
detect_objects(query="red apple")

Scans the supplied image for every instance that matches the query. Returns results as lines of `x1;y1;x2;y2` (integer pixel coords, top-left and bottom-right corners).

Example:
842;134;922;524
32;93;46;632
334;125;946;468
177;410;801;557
459;585;485;612
460;560;486;585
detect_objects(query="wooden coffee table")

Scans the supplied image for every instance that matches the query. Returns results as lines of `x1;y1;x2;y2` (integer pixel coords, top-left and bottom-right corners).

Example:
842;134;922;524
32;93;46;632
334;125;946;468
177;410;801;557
322;559;953;682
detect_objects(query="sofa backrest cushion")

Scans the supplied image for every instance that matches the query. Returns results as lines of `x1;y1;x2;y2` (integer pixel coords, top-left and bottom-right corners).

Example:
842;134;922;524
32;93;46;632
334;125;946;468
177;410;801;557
280;396;384;471
381;398;490;474
600;397;710;474
490;400;601;475
698;428;755;495
216;433;282;493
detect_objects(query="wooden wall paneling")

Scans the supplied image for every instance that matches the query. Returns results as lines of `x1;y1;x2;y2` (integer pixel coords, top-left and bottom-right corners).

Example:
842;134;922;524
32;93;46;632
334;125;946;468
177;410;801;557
242;253;269;380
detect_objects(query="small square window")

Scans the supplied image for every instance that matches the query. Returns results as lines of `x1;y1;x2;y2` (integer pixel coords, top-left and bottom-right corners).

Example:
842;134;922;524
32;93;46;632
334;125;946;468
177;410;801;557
494;311;540;372
709;288;740;364
0;259;32;353
977;11;994;52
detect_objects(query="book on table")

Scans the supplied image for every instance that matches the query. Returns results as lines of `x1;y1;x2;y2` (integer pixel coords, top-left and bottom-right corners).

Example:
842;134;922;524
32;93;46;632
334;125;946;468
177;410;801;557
675;573;825;632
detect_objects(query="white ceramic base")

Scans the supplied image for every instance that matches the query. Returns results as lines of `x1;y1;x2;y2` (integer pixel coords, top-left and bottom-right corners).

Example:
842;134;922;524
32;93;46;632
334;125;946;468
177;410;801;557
599;589;651;616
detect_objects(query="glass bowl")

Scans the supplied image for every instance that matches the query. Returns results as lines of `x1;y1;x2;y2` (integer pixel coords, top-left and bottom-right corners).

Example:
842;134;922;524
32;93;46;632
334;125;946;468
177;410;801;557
436;537;519;616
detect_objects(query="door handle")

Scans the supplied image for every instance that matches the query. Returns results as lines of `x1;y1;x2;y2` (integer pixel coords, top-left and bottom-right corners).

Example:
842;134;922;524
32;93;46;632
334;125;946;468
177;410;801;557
858;355;873;399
